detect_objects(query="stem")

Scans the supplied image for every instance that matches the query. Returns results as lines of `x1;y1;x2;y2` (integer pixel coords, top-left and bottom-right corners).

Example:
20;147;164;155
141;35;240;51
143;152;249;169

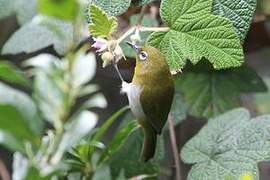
117;27;136;43
140;26;170;32
168;113;181;180
136;5;148;26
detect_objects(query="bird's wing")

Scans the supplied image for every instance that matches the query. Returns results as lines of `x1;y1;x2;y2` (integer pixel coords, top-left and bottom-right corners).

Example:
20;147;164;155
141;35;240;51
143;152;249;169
140;82;174;134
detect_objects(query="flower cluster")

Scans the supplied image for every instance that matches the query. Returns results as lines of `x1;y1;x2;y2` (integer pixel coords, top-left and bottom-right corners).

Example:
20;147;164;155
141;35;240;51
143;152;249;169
92;38;125;68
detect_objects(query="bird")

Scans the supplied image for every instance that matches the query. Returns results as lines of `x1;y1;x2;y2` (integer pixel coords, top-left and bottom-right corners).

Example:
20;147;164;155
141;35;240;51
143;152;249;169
121;42;174;162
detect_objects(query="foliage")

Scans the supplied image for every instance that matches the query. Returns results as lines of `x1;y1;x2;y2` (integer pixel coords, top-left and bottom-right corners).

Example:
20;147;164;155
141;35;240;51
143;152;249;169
0;0;269;179
181;108;270;180
1;15;73;55
175;62;267;118
0;0;37;25
212;0;257;43
148;0;244;72
88;5;118;38
38;0;79;21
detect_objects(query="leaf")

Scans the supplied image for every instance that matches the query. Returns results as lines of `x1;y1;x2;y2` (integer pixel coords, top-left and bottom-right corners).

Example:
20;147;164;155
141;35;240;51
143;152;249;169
82;93;108;109
120;14;158;58
131;0;155;6
89;5;118;38
180;108;270;180
254;76;270;113
0;0;13;19
164;93;186;130
99;120;139;163
50;111;98;164
0;61;30;86
38;0;79;21
87;0;131;22
110;129;163;178
33;70;65;126
0;0;37;25
109;112;164;178
2;15;73;55
92;106;129;142
175;62;267;118
71;52;96;88
0;82;44;136
0;131;25;152
0;105;37;145
147;0;244;72
212;0;257;43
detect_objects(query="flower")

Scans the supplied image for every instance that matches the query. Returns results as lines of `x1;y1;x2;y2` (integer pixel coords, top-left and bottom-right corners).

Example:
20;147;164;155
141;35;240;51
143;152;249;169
92;37;108;53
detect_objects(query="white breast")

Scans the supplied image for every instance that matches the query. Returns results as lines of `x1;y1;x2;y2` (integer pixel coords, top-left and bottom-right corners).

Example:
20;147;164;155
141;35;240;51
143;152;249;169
121;81;145;119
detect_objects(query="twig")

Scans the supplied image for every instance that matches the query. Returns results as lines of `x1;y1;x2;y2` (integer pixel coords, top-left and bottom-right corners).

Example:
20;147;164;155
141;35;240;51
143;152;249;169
113;56;124;82
136;5;148;26
0;159;10;180
168;113;181;180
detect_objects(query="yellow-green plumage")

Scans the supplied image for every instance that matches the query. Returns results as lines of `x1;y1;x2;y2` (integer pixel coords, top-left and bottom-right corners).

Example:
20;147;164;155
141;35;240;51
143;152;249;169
125;45;174;162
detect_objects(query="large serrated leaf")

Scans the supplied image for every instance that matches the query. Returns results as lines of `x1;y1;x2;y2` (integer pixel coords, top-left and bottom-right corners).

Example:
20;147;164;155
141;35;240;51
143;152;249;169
89;5;118;38
212;0;257;43
148;0;244;71
86;0;131;22
131;0;155;6
175;62;267;118
181;108;270;180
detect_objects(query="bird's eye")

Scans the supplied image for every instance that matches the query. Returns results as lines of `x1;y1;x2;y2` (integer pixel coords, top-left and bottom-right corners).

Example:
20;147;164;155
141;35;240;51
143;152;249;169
139;51;148;61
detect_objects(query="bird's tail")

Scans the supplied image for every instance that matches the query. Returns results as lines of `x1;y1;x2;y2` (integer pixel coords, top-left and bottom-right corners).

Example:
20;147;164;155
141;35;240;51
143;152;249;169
140;122;157;162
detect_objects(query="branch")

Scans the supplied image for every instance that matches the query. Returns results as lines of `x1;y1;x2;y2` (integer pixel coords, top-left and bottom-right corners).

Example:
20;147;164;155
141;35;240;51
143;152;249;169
0;159;10;180
168;113;181;180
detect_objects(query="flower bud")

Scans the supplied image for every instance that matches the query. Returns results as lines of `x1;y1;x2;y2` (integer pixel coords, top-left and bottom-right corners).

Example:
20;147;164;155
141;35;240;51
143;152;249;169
101;51;114;68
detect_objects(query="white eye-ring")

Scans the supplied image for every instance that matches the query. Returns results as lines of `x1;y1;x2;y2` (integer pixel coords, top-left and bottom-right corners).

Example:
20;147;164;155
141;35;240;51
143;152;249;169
139;51;148;61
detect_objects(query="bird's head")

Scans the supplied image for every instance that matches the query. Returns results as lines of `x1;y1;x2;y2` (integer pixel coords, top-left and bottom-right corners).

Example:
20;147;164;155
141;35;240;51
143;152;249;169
126;42;168;75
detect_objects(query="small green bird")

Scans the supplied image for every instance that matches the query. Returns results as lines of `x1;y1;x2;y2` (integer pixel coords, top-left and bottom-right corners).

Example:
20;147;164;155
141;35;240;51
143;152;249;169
122;42;174;162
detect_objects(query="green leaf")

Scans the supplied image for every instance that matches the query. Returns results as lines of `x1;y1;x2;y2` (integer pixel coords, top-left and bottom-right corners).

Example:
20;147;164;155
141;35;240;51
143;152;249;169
0;131;25;152
175;62;267;118
2;15;73;55
131;0;155;6
38;0;79;21
254;76;270;113
0;61;30;86
87;0;131;21
212;0;257;43
110;129;163;178
0;105;37;144
89;5;118;38
148;0;244;72
181;108;270;180
164;93;186;130
92;106;129;142
0;82;44;136
99;121;139;163
109;112;164;178
50;111;98;164
120;14;158;58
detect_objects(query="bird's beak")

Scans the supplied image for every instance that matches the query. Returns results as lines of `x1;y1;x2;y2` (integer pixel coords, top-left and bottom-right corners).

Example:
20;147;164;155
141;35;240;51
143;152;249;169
126;42;140;55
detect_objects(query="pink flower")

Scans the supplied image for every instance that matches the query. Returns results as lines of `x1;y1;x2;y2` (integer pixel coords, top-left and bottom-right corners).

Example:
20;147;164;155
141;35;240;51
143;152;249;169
92;37;108;53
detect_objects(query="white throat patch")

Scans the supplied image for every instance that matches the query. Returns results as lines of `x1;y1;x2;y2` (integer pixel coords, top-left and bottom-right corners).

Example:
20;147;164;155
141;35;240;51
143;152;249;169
121;81;145;119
